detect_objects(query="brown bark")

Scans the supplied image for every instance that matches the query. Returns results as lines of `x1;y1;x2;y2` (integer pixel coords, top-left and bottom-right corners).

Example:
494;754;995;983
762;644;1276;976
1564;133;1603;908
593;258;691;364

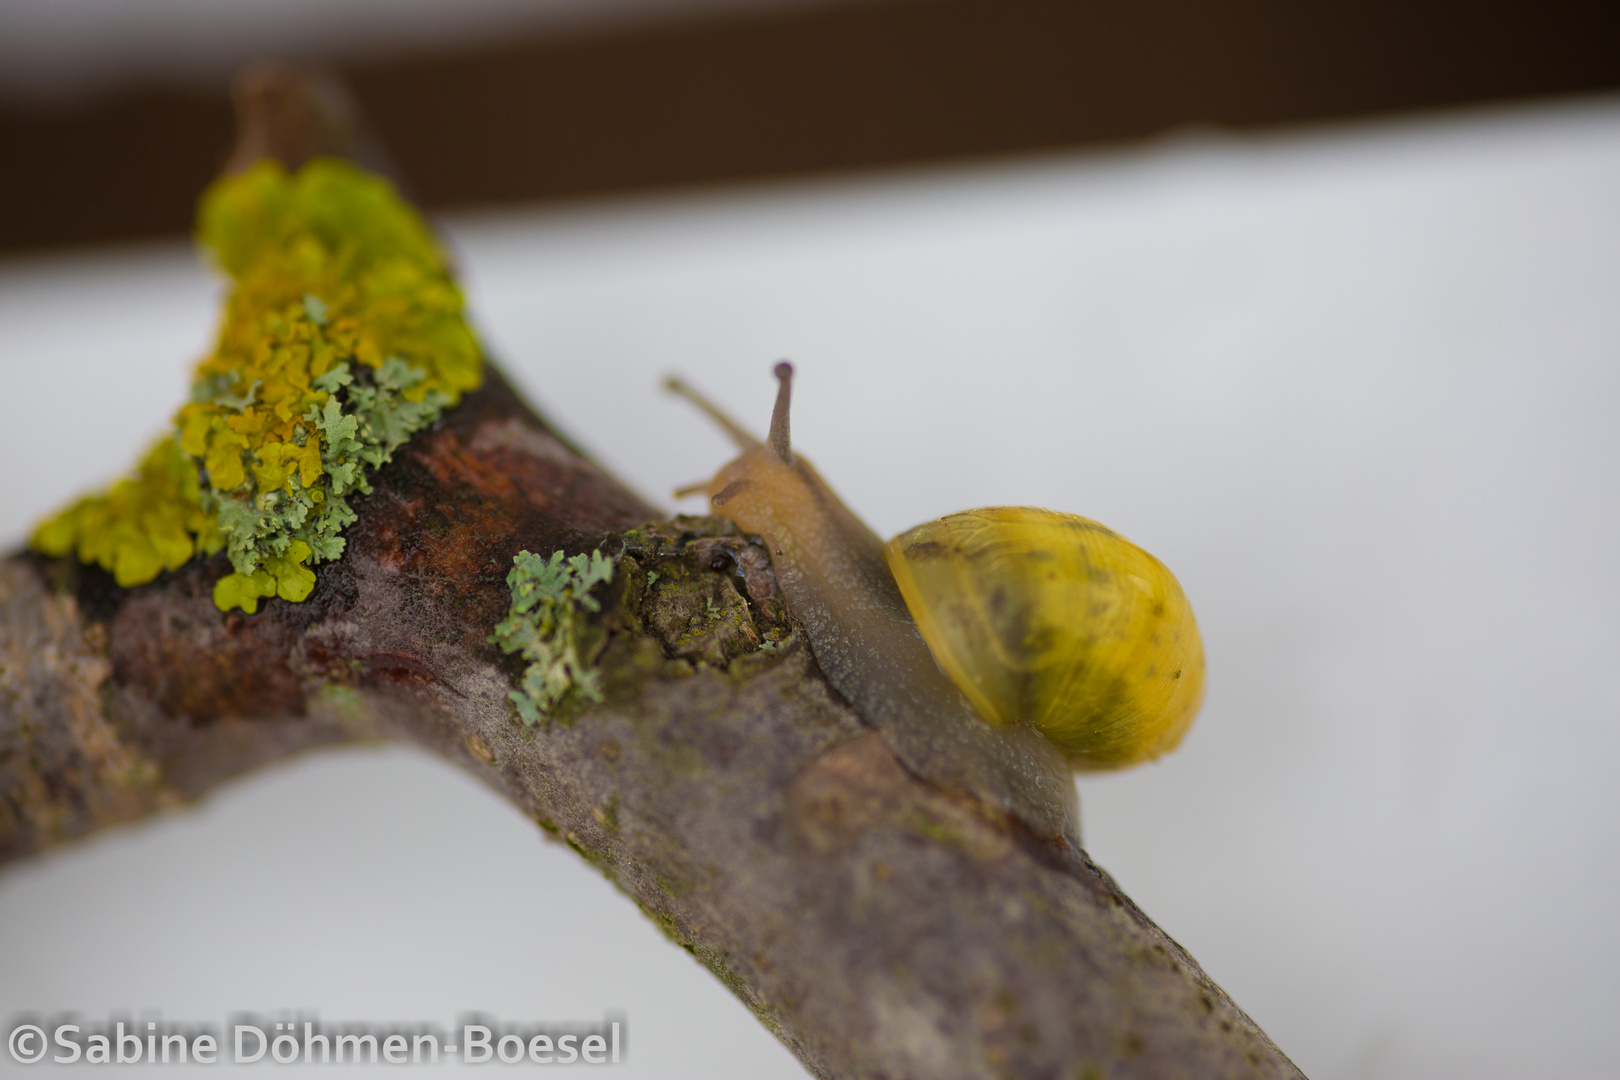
0;66;1303;1080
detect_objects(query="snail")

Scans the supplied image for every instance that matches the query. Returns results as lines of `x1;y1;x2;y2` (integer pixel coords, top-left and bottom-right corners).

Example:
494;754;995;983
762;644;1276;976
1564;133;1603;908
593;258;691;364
667;363;1205;844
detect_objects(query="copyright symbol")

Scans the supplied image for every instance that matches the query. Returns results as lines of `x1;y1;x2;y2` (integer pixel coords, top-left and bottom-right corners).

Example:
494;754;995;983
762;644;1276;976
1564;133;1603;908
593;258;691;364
9;1024;47;1064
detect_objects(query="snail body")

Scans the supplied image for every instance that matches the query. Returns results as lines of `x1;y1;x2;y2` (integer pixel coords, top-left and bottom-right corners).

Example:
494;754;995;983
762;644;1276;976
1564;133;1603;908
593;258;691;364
669;364;1203;842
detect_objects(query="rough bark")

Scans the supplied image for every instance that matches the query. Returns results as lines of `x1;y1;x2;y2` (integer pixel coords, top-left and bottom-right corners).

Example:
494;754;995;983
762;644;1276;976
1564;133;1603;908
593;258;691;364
0;65;1303;1080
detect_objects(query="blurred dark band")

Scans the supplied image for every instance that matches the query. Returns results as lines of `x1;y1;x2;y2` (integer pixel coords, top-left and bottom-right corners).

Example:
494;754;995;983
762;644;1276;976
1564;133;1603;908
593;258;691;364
2;0;1617;254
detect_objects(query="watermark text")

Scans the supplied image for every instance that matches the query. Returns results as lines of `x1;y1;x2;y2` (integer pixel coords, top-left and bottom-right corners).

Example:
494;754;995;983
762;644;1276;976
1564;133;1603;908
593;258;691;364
8;1013;623;1066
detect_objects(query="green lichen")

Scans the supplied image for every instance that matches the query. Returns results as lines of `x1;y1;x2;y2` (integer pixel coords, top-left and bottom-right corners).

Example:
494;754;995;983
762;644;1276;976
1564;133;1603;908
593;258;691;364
491;549;616;725
31;158;482;612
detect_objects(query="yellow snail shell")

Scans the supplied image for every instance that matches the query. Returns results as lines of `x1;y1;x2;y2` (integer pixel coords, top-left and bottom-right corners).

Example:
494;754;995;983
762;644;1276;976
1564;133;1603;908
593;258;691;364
886;506;1204;769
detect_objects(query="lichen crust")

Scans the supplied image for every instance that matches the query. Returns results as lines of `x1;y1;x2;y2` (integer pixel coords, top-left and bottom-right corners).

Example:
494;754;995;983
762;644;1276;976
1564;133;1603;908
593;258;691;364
491;549;616;724
31;158;484;612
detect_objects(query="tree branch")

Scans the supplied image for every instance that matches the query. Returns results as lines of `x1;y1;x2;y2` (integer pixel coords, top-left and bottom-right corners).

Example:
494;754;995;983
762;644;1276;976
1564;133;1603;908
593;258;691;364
0;65;1303;1080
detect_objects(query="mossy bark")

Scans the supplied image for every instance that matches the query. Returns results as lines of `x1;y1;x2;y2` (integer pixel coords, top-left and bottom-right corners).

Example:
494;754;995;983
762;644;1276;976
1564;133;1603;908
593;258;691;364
0;64;1304;1080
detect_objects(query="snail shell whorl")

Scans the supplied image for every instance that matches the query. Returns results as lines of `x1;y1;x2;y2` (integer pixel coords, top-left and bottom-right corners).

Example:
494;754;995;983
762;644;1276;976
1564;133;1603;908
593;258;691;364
885;507;1206;770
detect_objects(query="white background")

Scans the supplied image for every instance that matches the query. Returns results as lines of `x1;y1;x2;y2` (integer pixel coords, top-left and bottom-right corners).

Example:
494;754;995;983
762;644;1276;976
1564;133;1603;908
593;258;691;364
2;97;1618;1078
0;0;840;99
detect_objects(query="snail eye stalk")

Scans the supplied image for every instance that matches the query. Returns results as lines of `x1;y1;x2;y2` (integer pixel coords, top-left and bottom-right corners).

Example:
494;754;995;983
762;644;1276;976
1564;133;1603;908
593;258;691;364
663;374;760;451
768;361;794;464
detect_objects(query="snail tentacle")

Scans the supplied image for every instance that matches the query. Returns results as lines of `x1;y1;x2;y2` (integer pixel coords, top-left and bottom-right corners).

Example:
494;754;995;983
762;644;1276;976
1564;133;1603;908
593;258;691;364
768;361;794;464
663;374;761;451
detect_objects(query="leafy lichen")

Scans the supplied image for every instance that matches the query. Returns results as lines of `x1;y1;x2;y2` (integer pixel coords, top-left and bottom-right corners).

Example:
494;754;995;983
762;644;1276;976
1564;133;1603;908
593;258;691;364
31;438;222;589
31;158;482;612
491;550;616;725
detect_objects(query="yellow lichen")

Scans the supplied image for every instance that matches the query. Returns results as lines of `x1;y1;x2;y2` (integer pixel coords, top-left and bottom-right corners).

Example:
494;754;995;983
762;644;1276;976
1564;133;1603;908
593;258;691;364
32;158;483;611
33;439;223;588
